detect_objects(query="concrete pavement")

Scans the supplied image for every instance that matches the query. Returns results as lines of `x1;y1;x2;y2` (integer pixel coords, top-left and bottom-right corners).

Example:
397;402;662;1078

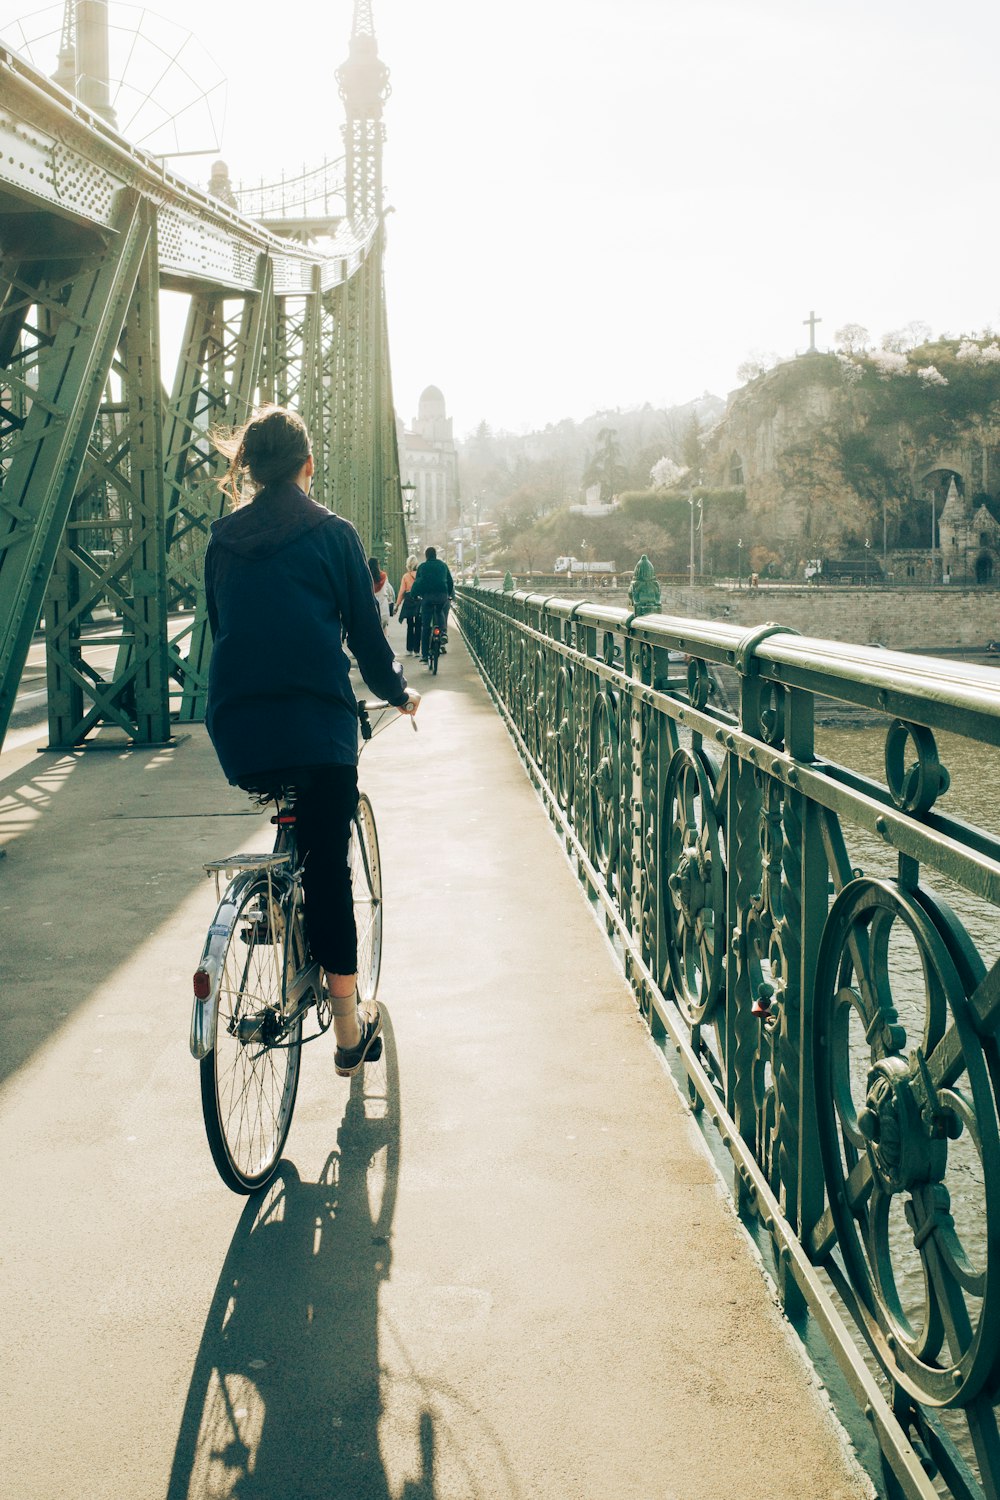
0;622;874;1499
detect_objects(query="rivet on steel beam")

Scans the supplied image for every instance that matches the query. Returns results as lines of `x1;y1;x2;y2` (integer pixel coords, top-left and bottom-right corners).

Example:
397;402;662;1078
875;816;888;834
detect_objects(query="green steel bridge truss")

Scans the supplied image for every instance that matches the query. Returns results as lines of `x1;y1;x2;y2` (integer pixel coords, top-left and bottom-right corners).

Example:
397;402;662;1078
460;580;1000;1500
0;40;406;752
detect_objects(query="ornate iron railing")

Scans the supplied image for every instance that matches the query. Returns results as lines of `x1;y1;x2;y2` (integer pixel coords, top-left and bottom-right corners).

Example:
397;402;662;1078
234;157;347;222
458;579;1000;1500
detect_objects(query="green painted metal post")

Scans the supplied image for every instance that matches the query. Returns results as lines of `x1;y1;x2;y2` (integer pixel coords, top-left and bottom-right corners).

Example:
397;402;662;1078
0;190;149;749
628;554;661;615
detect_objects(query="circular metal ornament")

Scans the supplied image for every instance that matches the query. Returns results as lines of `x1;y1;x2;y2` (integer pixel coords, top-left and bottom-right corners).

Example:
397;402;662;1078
885;720;951;815
589;689;620;875
753;681;785;746
553;665;574;811
814;877;1000;1408
531;648;546;764
687;658;711;711
663;746;726;1024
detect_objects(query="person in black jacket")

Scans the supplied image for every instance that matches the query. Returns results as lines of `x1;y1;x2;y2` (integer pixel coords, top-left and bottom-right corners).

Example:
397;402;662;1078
205;405;419;1076
412;546;455;664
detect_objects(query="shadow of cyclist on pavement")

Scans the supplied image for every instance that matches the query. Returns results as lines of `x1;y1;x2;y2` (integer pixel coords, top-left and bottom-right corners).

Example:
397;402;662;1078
167;1009;419;1500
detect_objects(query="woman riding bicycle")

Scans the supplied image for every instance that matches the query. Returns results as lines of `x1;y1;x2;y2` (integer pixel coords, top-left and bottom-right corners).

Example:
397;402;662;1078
204;405;419;1076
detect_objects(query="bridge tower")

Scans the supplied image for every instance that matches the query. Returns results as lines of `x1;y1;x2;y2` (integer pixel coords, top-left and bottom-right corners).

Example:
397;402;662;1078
52;1;77;95
329;1;405;572
337;0;391;226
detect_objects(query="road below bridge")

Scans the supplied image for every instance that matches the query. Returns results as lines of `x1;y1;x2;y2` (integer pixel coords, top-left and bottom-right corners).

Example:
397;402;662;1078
0;621;873;1500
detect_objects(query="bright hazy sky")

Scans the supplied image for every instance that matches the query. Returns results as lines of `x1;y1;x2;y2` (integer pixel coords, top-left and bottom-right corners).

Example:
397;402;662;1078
4;0;1000;438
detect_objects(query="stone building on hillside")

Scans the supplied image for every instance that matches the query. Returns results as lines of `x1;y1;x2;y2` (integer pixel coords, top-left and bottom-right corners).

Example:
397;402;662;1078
937;476;1000;584
398;385;459;547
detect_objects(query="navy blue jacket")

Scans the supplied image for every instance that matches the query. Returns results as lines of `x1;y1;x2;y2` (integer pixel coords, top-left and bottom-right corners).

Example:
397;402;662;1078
204;481;407;781
412;556;454;601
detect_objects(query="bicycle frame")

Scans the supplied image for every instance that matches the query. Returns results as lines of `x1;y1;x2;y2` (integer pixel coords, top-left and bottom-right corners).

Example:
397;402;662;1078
191;699;396;1062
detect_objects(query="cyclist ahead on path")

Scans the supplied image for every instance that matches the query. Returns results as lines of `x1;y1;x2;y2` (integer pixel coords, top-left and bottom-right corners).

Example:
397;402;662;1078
204;405;420;1076
412;545;454;665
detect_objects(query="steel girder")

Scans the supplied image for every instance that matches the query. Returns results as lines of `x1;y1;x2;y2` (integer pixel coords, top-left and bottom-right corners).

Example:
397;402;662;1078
43;203;170;747
163;258;272;723
0;187;149;747
322;229;406;570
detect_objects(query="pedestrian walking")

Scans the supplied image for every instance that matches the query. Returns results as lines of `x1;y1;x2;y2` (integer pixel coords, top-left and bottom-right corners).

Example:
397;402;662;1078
368;556;395;632
396;555;421;655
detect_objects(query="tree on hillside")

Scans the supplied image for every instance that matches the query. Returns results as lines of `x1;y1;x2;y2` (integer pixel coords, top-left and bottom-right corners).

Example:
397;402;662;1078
494;480;560;550
736;350;779;382
650;455;686;489
681;412;702;473
583;426;622;502
834;323;870;353
881;321;931;354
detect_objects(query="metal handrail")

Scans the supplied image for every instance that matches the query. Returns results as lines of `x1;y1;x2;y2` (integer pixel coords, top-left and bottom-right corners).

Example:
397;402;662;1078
458;579;1000;1500
235;157;347;221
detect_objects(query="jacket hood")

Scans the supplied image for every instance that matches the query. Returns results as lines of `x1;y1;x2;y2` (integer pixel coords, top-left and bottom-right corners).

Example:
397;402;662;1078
211;480;331;561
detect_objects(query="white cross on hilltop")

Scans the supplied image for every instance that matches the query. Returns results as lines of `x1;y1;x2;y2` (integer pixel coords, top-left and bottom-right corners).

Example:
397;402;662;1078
803;309;822;352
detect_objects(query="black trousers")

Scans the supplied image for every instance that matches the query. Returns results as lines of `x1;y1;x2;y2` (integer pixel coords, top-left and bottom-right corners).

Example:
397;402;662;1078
239;764;359;974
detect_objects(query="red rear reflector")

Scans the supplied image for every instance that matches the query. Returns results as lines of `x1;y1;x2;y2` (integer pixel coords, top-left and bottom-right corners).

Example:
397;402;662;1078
193;969;211;999
277;813;297;826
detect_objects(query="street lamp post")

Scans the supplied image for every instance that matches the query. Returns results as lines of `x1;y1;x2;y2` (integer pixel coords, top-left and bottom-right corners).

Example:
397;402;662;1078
737;537;743;590
401;480;416;556
688;493;695;589
864;537;871;588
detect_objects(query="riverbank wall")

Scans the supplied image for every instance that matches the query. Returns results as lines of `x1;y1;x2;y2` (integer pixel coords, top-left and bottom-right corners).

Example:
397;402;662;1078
631;584;999;653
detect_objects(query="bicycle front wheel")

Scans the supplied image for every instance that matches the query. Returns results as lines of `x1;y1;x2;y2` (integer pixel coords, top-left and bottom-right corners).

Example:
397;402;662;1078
200;876;302;1193
351;793;383;1005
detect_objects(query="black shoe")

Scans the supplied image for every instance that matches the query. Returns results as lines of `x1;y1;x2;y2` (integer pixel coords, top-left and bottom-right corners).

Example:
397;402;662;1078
334;1008;383;1077
439;647;447;654
420;656;428;663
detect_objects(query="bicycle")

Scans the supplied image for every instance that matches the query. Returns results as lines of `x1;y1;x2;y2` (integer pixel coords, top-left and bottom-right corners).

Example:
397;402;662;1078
190;700;394;1194
427;620;443;675
424;598;449;675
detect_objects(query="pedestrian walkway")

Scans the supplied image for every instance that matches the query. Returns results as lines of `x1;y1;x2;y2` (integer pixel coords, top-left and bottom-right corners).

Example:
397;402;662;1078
0;623;873;1500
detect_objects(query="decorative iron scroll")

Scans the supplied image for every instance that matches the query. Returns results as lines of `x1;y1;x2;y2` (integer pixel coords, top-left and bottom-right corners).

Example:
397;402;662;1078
457;582;1000;1500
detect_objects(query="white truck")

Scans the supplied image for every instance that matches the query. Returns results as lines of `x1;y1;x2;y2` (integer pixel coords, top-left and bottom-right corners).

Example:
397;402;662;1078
554;555;616;575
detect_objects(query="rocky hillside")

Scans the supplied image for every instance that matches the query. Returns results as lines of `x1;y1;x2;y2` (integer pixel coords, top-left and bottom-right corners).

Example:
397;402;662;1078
698;340;1000;566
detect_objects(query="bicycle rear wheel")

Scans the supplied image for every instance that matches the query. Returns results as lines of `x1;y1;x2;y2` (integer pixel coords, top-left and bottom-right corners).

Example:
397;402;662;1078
351;793;382;1005
200;876;302;1193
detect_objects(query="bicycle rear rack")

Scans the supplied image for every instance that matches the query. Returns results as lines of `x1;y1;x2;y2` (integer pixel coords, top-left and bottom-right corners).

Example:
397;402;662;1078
203;850;291;900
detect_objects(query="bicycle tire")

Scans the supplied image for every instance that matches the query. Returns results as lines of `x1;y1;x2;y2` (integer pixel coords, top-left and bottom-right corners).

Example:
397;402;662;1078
351;793;383;1006
429;631;440;675
200;875;303;1193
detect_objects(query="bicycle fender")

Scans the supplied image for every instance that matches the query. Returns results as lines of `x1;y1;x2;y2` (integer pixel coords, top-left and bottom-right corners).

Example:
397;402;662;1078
190;871;257;1060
